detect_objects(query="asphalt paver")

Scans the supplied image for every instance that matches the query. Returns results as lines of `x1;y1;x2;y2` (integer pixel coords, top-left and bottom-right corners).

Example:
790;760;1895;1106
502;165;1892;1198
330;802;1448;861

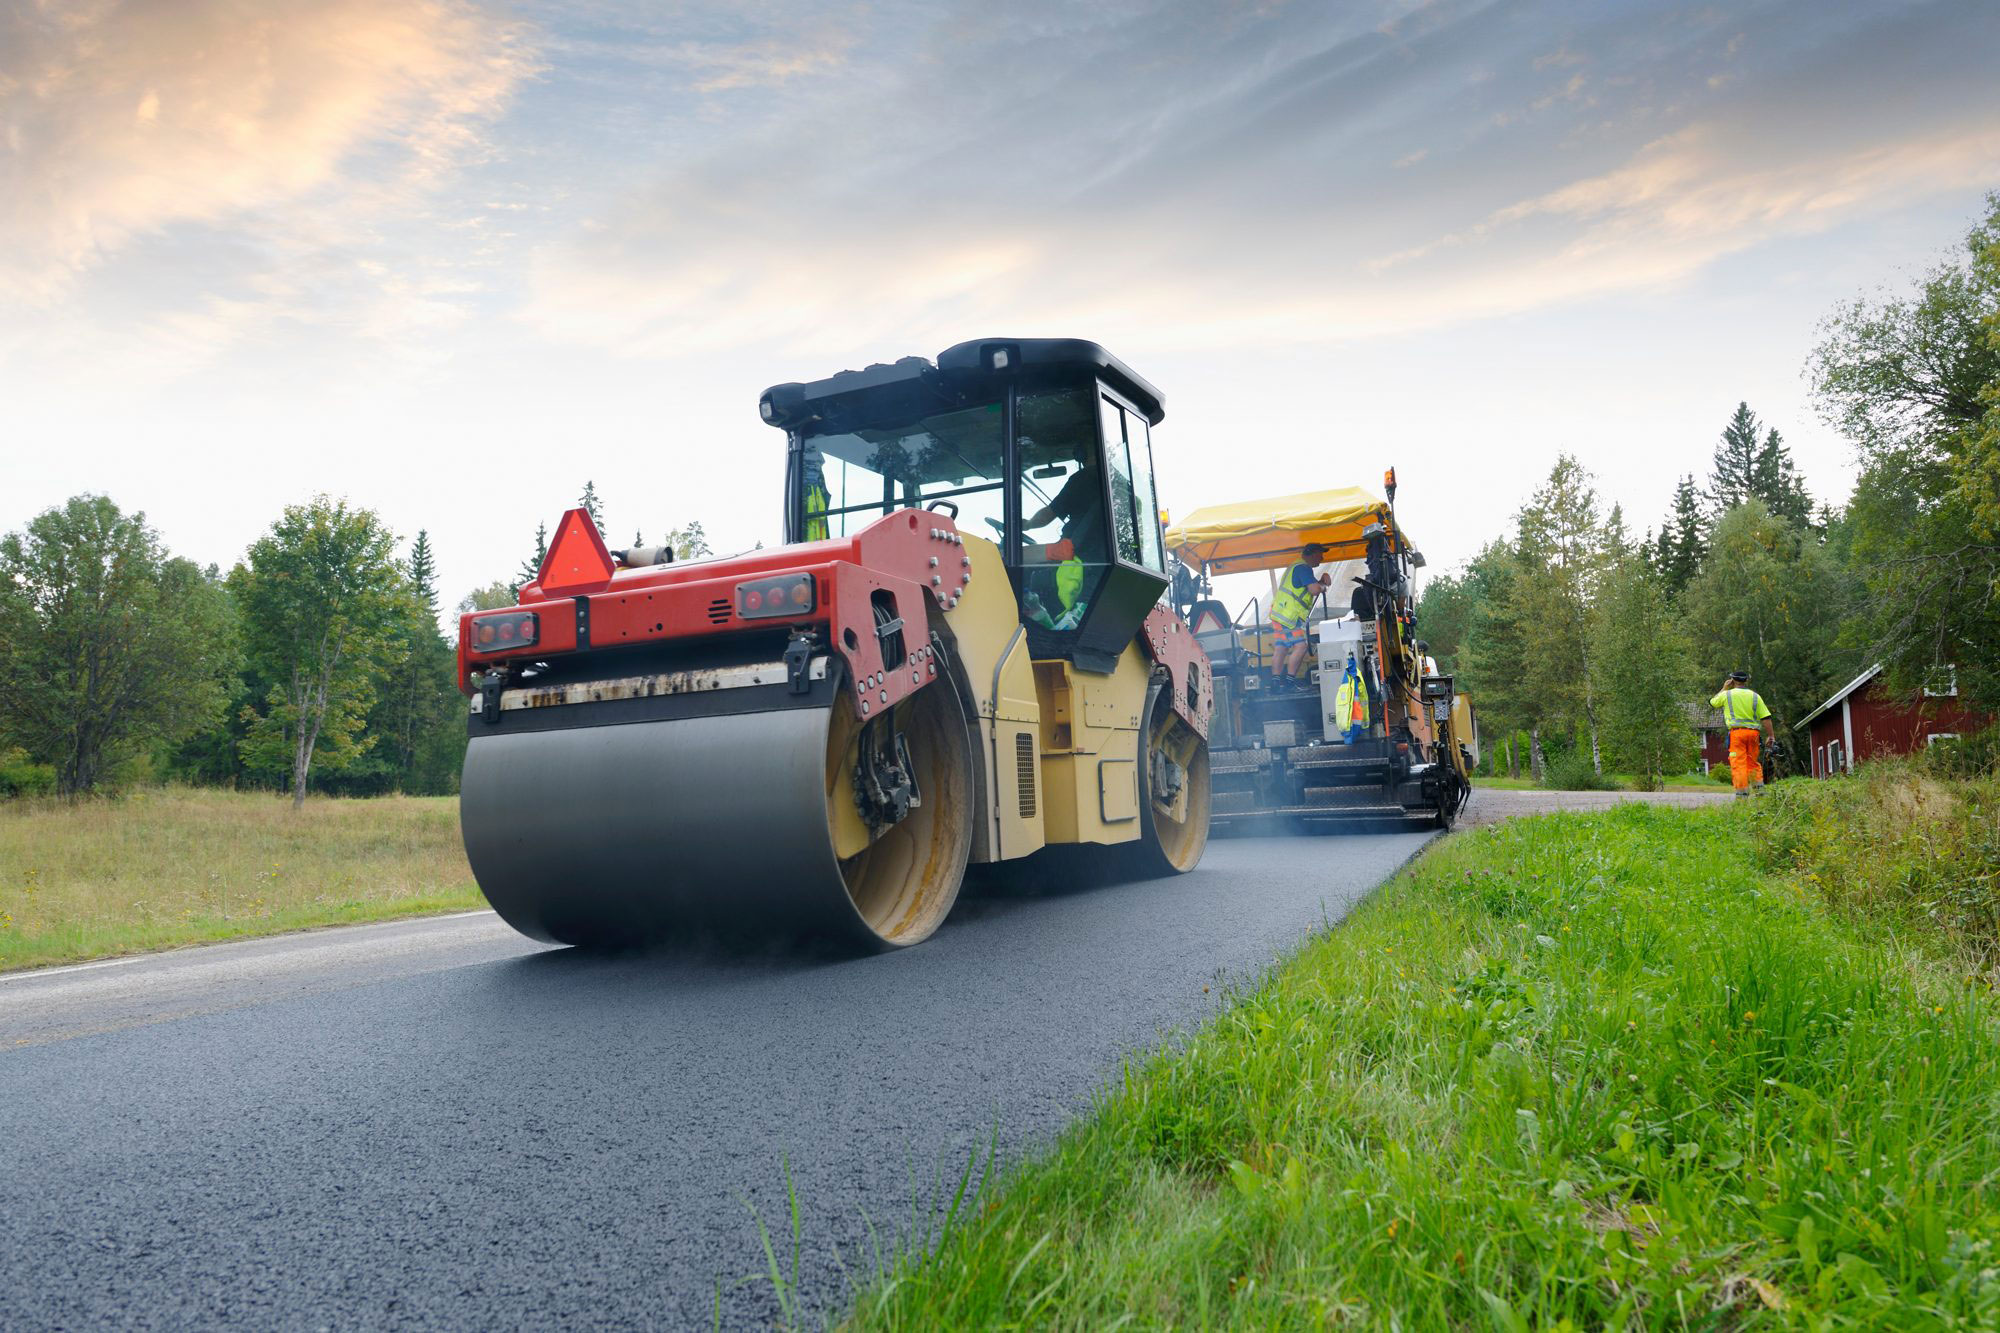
1;832;1429;1330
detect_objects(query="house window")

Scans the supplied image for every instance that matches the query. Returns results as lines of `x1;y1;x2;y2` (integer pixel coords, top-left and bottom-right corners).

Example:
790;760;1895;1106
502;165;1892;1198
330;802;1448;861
1923;665;1958;698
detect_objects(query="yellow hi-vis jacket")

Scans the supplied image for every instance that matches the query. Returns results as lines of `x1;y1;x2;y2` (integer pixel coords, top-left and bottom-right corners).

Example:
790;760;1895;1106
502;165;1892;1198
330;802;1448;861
1334;672;1370;730
1271;563;1319;628
1710;686;1771;730
1055;557;1085;611
804;483;829;541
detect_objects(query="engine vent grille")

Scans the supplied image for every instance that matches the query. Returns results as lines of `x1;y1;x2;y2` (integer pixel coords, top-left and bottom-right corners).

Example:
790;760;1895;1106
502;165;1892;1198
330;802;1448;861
1016;732;1036;818
706;598;731;625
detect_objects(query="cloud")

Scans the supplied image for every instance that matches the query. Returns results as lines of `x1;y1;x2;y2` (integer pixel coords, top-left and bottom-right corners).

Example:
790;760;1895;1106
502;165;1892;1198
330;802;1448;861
1374;110;2000;322
668;24;859;94
0;0;534;306
518;0;2000;358
1495;123;1997;259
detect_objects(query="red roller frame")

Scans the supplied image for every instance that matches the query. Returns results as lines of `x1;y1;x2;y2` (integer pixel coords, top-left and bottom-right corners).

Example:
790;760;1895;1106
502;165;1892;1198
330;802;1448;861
458;508;974;719
1141;605;1212;739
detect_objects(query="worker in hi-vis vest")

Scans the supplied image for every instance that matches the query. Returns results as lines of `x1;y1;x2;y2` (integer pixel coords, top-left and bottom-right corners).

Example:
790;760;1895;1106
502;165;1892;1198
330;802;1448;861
1710;670;1774;797
1269;542;1331;690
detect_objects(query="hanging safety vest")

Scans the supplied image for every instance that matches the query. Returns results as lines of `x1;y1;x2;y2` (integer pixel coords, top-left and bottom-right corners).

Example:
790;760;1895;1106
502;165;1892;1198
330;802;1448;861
804;483;829;542
1271;563;1318;628
802;451;830;541
1334;668;1370;731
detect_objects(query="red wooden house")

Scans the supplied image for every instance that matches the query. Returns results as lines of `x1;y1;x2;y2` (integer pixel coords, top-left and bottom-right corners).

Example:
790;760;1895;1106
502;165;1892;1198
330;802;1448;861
1690;703;1730;773
1795;664;1988;777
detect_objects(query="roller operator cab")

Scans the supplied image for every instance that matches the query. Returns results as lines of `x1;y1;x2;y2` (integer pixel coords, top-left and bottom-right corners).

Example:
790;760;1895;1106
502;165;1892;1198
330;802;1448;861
458;338;1212;953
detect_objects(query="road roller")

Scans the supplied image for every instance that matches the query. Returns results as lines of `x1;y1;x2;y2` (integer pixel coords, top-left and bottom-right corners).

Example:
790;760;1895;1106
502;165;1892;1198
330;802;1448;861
456;338;1212;951
1162;477;1475;831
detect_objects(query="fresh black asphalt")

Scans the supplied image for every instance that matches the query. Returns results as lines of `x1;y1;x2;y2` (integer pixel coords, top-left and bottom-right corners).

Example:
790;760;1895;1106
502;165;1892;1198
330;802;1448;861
1;832;1430;1330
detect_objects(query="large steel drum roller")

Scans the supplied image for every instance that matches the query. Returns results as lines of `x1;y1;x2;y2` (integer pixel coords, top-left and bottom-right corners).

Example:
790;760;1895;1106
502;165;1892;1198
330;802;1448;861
461;674;972;950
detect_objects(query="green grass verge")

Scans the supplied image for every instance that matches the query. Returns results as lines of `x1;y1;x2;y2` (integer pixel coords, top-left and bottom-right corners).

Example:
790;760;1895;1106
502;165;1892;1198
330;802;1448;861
1749;766;2000;967
0;788;481;971
1473;774;1721;793
847;804;2000;1328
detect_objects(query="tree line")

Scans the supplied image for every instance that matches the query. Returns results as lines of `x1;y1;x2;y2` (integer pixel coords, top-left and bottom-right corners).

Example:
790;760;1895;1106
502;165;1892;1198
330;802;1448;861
0;484;711;800
5;194;1993;800
1418;191;2000;787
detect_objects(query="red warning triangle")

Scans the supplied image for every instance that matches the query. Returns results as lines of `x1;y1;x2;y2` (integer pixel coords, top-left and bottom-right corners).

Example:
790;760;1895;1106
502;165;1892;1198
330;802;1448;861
537;508;616;596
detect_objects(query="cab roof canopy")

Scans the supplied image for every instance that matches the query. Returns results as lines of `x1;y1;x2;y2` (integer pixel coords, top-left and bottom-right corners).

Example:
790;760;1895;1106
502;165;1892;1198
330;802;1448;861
1164;487;1415;576
757;337;1165;432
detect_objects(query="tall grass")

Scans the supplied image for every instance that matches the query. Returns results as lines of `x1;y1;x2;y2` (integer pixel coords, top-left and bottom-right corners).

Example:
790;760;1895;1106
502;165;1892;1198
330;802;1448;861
846;805;2000;1328
1750;763;2000;966
0;787;479;970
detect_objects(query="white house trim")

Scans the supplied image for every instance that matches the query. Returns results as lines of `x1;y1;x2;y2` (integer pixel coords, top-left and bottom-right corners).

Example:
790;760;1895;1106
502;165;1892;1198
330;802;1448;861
1797;663;1883;731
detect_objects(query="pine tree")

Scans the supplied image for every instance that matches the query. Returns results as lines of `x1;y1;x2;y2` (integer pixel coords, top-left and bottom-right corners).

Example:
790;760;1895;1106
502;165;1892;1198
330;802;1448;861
1710;404;1814;528
1709;402;1762;512
1463;544;1537;777
1752;427;1813;526
1604;503;1629;560
369;531;461;795
514;522;547;593
408;530;439;615
1654;475;1707;598
577;481;604;531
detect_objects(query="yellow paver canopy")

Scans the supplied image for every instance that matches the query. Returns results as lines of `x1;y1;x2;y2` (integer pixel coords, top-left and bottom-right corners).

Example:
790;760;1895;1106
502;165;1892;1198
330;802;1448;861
1164;487;1411;575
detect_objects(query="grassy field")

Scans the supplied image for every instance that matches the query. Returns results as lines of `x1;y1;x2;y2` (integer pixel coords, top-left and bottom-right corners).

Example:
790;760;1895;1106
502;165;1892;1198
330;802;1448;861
0;788;480;972
846;799;2000;1328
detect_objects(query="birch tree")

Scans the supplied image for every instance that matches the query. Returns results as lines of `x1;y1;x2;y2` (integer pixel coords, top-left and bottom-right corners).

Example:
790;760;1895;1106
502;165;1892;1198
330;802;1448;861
236;498;405;808
1509;455;1614;775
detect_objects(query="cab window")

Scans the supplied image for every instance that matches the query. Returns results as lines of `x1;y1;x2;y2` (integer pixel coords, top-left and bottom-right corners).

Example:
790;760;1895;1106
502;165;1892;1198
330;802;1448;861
1100;392;1163;572
1013;385;1105;634
799;402;1005;539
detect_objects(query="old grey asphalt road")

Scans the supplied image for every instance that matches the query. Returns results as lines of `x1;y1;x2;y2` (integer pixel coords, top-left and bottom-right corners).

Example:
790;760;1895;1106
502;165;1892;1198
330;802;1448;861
1459;787;1733;825
0;833;1429;1330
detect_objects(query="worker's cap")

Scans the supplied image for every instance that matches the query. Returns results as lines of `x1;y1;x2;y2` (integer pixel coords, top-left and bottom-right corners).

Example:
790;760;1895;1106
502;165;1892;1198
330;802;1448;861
1302;543;1328;561
1728;670;1749;681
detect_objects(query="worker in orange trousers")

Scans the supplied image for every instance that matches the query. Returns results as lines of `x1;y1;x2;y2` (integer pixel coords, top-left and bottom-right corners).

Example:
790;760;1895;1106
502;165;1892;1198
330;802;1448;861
1711;670;1774;797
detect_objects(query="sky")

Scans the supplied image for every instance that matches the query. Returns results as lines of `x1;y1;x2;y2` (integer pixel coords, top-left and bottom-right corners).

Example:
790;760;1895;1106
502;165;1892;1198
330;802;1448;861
4;0;1998;620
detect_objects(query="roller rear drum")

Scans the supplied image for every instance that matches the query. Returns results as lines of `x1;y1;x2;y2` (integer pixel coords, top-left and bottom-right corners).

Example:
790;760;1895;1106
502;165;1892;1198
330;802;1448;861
460;675;973;951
